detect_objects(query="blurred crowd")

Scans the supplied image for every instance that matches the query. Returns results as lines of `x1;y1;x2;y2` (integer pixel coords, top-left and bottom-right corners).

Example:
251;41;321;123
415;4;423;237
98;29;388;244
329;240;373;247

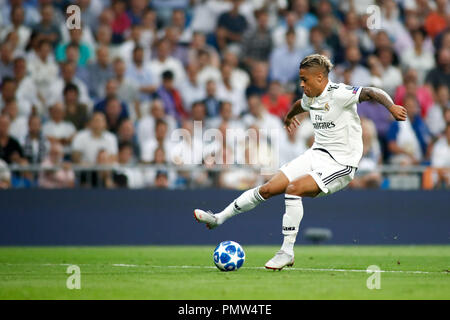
0;0;449;190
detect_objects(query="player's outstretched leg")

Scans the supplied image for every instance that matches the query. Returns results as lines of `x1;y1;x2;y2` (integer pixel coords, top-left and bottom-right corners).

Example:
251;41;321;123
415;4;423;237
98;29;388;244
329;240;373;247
194;172;289;229
265;174;320;270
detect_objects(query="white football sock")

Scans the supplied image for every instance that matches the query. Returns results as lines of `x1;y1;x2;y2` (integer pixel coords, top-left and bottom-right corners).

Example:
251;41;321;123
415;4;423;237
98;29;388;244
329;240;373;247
215;187;266;225
281;195;303;256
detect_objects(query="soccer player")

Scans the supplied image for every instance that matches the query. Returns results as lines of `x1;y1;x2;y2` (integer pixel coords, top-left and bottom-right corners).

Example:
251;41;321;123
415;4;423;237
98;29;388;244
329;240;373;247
194;54;407;270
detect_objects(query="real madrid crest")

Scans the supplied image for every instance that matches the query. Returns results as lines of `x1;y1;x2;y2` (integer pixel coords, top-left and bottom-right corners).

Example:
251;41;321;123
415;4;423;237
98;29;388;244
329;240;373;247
324;102;330;112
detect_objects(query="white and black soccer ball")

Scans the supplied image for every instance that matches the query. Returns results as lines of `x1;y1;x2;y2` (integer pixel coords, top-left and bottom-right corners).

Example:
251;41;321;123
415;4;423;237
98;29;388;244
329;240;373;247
213;240;245;271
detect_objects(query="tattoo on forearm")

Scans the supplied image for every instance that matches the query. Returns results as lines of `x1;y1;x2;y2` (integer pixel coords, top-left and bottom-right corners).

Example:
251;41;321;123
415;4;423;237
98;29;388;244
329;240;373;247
359;87;394;109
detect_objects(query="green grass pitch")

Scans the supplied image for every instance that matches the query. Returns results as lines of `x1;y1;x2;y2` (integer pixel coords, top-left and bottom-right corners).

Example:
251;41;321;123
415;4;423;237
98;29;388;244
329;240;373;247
0;245;449;300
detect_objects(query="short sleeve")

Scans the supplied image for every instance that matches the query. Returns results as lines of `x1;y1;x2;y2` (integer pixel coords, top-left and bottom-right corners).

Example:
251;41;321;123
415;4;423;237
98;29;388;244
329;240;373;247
300;93;311;111
71;132;84;153
336;84;363;108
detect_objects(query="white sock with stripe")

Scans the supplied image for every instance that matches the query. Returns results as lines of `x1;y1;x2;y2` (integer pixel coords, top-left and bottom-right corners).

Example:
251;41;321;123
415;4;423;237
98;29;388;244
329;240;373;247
215;187;266;225
281;195;303;256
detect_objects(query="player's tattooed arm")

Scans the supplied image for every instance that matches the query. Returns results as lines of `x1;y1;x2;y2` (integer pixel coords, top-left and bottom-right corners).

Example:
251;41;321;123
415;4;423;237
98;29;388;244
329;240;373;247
359;87;407;121
284;99;306;132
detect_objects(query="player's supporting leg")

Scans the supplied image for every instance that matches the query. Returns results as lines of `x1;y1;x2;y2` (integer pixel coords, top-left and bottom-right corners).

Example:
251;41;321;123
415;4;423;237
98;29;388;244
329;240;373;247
265;174;321;270
194;171;289;229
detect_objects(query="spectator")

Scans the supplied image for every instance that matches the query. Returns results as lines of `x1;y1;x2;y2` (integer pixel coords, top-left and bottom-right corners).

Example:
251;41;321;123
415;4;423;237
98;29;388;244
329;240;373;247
196;49;221;87
112;57;141;120
141;119;174;163
162;25;189;66
0;41;14;78
272;11;309;50
21;115;48;164
202;79;222;118
187;31;220;69
245;61;270;97
333;45;371;87
140;10;157;50
149;38;186;88
425;47;450;94
93;78;130;120
137;99;177;147
49;61;92;109
38;142;75;189
71;112;118;165
387;94;431;165
55;28;92;66
241;9;273;68
279;118;314;166
1;100;28;143
394;68;434;118
319;14;344;63
156;70;187;123
291;0;318;30
0;114;24;164
125;46;156;102
430;124;450;188
0;158;11;189
222;49;250;92
216;0;248;51
117;119;140;161
27;39;59;108
178;61;206;112
103;97;127;134
269;28;305;85
190;101;208;127
154;170;170;189
31;4;60;47
13;57;41;116
127;0;148;26
63;83;89;131
0;5;31;51
42;102;76;155
110;0;132;44
242;93;283;136
113;141;145;189
93;149;116;188
216;63;246;117
146;146;177;188
261;81;292;119
400;28;436;85
423;0;448;39
357;91;393;161
350;118;382;188
171;9;193;44
303;26;332;58
426;85;450;136
88;45;114;100
207;101;245;131
374;46;403;98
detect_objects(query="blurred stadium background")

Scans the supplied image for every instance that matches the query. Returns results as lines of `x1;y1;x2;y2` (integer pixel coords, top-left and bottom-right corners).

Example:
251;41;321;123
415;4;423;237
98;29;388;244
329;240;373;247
0;0;449;247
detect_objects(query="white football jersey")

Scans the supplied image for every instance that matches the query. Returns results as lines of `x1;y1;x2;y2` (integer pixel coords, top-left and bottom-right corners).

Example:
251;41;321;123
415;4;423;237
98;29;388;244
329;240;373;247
301;81;363;167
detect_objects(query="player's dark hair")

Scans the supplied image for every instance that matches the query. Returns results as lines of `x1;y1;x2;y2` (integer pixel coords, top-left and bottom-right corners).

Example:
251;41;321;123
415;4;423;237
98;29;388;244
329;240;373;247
299;54;333;75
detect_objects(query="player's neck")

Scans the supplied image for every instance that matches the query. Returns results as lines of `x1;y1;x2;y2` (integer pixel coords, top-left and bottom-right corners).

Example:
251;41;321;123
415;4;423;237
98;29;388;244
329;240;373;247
314;79;329;98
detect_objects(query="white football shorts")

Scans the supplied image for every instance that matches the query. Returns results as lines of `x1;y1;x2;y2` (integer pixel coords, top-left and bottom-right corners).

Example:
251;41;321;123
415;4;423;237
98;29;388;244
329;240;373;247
279;148;356;197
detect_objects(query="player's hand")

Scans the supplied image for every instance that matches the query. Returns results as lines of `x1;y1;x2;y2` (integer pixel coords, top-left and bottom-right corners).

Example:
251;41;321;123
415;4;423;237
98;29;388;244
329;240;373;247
284;115;301;133
389;104;407;121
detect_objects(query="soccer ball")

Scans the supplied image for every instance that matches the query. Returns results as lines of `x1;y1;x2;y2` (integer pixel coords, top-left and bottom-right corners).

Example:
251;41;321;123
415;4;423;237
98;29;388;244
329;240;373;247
213;240;245;271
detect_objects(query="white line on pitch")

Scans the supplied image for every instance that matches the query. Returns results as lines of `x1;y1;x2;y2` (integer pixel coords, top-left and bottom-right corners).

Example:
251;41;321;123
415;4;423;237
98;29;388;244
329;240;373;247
1;263;447;274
